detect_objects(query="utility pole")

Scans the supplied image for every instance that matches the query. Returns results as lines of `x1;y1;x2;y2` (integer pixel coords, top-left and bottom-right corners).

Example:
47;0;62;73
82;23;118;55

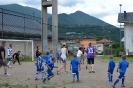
119;4;122;49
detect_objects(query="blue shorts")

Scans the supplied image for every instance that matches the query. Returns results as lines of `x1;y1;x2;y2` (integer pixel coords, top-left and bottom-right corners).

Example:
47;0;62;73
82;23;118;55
108;69;114;74
72;69;79;75
8;58;13;61
47;71;54;77
118;72;125;79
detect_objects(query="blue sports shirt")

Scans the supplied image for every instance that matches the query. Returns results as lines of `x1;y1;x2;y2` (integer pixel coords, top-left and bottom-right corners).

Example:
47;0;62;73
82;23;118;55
118;59;129;73
108;59;115;70
70;58;80;70
47;61;54;72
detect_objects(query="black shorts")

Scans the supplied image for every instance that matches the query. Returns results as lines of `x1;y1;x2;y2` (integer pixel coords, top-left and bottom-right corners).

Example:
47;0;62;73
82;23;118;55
0;59;7;67
87;58;94;64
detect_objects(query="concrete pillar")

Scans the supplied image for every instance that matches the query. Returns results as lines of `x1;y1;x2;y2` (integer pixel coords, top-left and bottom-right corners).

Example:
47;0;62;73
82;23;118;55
52;0;58;56
41;0;48;54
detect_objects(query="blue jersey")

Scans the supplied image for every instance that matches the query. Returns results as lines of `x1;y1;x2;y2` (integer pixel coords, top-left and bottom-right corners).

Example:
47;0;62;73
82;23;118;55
56;52;60;58
44;55;50;64
108;59;115;70
70;58;80;70
36;56;44;71
118;60;129;73
47;61;54;72
49;54;53;59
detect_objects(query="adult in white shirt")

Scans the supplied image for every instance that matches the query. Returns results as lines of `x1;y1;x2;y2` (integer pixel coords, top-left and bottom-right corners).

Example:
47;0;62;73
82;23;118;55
57;45;68;74
77;47;83;63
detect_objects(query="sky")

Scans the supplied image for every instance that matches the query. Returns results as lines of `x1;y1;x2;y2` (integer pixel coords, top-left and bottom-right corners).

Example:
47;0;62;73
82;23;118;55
0;0;133;26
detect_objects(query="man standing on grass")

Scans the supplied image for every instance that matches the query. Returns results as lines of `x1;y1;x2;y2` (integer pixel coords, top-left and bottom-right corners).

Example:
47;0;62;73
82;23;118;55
0;41;10;76
85;43;96;73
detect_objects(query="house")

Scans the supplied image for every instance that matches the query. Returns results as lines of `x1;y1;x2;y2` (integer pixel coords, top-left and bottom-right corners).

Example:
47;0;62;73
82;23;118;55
96;39;113;54
79;36;96;48
118;11;133;55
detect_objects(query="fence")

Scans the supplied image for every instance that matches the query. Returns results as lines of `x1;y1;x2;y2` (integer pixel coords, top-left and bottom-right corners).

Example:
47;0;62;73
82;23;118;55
0;8;42;39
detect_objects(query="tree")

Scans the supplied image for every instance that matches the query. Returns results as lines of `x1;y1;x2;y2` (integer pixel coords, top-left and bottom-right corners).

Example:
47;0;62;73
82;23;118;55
96;36;104;41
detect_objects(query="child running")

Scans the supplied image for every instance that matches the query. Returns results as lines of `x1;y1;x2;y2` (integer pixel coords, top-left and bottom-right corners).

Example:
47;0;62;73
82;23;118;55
70;54;81;83
34;52;45;80
7;44;13;68
42;57;58;83
112;55;129;88
107;56;115;82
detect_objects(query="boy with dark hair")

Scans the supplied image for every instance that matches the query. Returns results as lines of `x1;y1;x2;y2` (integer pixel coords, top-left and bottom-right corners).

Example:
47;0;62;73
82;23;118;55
70;54;81;83
35;52;44;80
112;55;129;88
42;57;58;83
107;56;115;82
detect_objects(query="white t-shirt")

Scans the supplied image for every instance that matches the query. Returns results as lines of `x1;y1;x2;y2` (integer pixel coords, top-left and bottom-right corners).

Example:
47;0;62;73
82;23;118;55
7;47;12;58
61;48;67;60
77;50;83;57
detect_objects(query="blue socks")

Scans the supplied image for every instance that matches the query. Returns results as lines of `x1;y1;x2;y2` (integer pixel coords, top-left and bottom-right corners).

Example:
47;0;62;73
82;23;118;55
122;77;125;85
108;72;111;82
114;79;119;86
77;74;79;81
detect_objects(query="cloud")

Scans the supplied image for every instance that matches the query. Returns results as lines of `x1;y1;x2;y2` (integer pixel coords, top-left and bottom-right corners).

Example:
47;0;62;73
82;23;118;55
0;0;133;26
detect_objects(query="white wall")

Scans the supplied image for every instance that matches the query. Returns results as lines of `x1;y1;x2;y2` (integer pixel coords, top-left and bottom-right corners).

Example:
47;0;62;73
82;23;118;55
0;40;61;58
124;23;133;53
96;44;103;53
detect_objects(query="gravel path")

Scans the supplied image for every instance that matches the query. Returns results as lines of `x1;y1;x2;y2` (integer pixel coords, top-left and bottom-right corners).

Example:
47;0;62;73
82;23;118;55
0;58;133;88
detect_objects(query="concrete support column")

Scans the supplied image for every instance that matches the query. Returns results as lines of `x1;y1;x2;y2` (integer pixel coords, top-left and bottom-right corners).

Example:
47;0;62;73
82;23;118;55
52;0;58;56
41;0;48;54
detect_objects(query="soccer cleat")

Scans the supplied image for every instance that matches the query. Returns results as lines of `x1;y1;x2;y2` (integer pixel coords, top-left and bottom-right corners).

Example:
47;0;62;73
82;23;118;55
65;71;68;73
121;85;125;87
35;78;39;80
42;79;46;84
92;71;95;73
86;66;88;69
4;73;10;77
9;66;12;68
57;70;60;75
89;71;92;73
72;79;75;83
112;85;115;88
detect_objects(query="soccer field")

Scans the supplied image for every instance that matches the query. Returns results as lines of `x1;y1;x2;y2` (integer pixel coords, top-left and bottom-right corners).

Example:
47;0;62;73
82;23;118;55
0;59;133;88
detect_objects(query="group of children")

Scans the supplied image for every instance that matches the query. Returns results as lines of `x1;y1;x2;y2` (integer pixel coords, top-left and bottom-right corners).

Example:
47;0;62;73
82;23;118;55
35;46;129;88
107;55;129;88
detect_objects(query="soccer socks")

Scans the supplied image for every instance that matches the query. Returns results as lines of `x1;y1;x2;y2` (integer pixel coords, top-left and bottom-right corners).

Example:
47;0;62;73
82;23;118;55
35;72;39;80
114;79;119;86
110;74;113;82
107;72;111;82
41;72;44;79
76;74;79;81
72;73;76;79
7;61;10;66
122;77;125;85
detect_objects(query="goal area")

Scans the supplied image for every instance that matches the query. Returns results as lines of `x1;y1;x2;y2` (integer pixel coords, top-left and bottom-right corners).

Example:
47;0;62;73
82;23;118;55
0;39;34;61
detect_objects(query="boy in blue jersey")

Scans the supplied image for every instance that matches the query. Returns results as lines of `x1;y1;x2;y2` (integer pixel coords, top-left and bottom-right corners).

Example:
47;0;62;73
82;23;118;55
70;54;81;83
107;56;115;82
35;52;45;80
42;57;58;83
56;50;61;63
112;55;129;88
44;52;50;64
49;50;53;62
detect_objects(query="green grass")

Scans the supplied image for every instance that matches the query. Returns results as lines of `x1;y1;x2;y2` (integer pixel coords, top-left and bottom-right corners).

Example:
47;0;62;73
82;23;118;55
97;56;133;63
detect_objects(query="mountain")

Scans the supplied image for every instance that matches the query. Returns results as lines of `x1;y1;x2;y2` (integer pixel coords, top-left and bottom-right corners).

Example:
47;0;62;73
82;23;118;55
0;4;51;18
0;4;116;28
